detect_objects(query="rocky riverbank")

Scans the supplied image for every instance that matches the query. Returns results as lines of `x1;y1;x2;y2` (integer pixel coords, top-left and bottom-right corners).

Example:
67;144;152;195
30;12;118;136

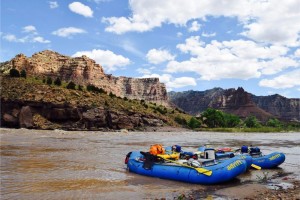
1;76;191;131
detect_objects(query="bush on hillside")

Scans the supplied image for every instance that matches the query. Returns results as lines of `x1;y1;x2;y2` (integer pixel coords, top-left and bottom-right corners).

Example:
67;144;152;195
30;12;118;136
20;69;26;78
188;117;201;129
46;77;53;85
9;68;20;77
54;77;62;86
66;81;76;90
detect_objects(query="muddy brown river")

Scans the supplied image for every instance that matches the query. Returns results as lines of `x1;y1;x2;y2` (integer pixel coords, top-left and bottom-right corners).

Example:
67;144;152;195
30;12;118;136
1;128;299;199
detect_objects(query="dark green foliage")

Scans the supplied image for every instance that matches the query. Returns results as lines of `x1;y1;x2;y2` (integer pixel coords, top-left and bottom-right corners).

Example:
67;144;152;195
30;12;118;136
223;113;241;128
188;117;201;129
109;92;116;98
86;84;105;93
42;77;46;83
20;69;26;78
9;68;20;77
140;99;145;104
143;104;148;109
123;97;128;101
66;81;76;89
266;118;282;127
175;116;187;126
54;77;62;86
201;108;225;128
104;101;109;106
77;85;83;91
155;106;167;114
244;115;261;128
46;77;53;85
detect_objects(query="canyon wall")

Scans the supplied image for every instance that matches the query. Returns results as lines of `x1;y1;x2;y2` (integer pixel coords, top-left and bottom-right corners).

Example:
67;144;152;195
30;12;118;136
1;50;169;106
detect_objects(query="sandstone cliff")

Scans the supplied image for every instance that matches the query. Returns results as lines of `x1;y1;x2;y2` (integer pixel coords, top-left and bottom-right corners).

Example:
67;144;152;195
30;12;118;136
1;76;190;130
169;88;300;122
0;50;168;106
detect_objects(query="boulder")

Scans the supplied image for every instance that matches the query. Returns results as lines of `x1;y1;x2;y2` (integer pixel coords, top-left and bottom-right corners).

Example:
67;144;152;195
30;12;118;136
19;106;33;128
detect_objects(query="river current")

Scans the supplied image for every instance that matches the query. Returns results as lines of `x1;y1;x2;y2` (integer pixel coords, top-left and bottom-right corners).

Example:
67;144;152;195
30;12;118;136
1;128;299;199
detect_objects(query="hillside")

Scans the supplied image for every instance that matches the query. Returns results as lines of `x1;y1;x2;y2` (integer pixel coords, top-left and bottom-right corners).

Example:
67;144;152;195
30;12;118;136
0;50;169;106
0;75;191;131
169;88;300;122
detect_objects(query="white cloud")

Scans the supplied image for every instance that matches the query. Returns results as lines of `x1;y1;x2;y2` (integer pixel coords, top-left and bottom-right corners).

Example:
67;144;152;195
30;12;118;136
295;49;300;57
69;2;93;18
2;26;50;43
102;0;300;46
102;17;152;34
146;49;175;64
3;34;18;42
33;36;50;43
22;25;37;34
259;69;300;89
202;32;216;37
188;21;201;32
72;49;130;72
165;36;298;80
167;77;197;88
177;32;183;37
52;27;86;37
120;40;144;57
137;68;151;75
49;1;58;9
141;73;196;89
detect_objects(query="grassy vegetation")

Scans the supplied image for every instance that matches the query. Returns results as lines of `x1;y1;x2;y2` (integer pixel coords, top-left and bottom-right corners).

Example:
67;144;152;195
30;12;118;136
1;74;193;128
196;127;300;132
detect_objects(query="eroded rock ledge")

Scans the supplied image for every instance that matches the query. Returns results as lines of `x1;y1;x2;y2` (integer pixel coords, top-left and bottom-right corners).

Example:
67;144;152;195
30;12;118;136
1;98;165;131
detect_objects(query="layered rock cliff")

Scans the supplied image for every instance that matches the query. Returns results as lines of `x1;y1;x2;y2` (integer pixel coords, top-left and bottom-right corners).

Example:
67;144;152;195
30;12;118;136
169;88;300;122
0;50;168;106
1;76;189;130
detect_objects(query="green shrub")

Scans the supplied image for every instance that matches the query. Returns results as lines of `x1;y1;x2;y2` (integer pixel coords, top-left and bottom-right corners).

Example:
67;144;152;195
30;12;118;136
20;69;26;78
223;113;240;128
66;81;76;90
46;77;53;85
244;115;261;128
9;68;20;77
86;84;105;93
175;116;187;125
201;108;225;128
266;118;282;127
188;117;201;129
77;85;83;91
54;77;62;86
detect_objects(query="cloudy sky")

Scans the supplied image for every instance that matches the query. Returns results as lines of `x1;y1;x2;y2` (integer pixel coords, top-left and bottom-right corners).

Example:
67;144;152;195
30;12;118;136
1;0;300;98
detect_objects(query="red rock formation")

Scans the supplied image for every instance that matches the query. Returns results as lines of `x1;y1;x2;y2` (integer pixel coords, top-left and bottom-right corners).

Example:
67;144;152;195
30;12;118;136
1;50;169;105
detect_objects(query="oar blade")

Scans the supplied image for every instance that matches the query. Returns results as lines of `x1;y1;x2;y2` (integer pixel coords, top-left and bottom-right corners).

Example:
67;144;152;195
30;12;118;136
251;164;261;170
195;168;212;176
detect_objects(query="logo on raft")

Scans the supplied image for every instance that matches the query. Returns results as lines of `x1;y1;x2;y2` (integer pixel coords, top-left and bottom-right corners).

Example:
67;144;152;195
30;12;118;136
269;154;281;161
227;160;243;170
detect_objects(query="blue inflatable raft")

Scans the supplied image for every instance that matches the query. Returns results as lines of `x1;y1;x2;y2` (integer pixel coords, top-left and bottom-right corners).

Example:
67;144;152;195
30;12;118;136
201;146;285;169
126;151;247;184
198;146;253;169
247;152;285;169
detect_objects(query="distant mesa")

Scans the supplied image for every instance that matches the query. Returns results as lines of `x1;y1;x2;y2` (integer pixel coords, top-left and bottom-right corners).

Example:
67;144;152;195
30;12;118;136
168;88;300;122
0;50;169;106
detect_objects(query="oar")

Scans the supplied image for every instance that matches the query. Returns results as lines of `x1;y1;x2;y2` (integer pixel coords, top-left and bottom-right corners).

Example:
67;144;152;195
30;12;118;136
157;155;212;176
251;164;261;170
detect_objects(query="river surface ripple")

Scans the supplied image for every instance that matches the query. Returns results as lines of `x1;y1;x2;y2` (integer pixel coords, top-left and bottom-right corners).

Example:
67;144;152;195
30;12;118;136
1;128;299;199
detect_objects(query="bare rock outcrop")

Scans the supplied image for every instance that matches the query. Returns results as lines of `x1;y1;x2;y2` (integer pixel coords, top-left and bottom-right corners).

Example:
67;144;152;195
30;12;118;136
1;99;164;130
169;87;299;122
0;50;169;106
